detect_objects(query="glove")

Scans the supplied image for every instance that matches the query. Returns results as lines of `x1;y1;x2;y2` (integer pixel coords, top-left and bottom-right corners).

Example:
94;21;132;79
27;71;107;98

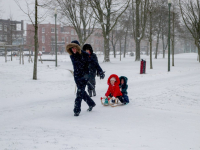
112;97;115;100
99;71;105;79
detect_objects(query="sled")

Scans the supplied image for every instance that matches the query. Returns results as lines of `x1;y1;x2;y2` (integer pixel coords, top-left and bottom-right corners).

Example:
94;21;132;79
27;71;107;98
100;97;124;107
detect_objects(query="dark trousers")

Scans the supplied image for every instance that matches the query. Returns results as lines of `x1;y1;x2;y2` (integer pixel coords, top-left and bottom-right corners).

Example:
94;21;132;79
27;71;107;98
87;75;96;90
122;93;129;103
74;83;96;113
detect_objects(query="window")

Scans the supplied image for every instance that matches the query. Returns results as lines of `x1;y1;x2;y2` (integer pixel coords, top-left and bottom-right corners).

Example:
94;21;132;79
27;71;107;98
42;46;45;52
42;36;45;43
51;28;55;33
4;25;7;32
51;36;55;41
4;35;7;41
42;27;45;33
0;35;2;40
0;24;2;30
91;39;94;44
71;29;74;35
62;37;65;42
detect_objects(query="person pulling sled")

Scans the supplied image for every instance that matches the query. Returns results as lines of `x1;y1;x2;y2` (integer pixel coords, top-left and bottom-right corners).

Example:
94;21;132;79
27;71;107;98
66;40;105;116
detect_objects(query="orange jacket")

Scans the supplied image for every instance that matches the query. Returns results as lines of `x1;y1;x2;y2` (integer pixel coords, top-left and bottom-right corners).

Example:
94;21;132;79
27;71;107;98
105;74;122;98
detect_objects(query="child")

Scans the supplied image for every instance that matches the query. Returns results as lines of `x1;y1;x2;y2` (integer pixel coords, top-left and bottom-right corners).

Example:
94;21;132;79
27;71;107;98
104;74;125;105
119;76;129;104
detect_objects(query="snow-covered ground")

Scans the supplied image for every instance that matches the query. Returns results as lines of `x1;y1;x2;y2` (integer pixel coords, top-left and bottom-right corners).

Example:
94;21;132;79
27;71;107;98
0;53;200;150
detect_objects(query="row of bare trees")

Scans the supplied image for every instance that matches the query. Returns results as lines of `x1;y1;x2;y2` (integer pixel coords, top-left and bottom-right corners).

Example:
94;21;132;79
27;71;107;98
13;0;200;80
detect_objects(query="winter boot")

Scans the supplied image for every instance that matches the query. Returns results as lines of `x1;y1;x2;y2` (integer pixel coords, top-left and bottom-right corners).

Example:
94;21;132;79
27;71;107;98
93;89;96;96
104;98;109;105
88;90;92;97
74;112;80;116
87;104;96;111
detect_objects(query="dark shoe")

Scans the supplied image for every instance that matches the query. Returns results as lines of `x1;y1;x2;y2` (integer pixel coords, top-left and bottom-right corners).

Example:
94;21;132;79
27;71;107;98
74;112;80;116
87;104;96;111
88;90;92;97
93;89;96;96
111;100;115;103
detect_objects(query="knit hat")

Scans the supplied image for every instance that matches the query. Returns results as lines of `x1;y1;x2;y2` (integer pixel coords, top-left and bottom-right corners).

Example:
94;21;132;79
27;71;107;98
110;77;116;81
71;40;80;46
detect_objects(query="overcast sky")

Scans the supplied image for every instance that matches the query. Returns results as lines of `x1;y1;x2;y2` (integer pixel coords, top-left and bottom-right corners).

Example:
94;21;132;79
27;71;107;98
1;0;54;25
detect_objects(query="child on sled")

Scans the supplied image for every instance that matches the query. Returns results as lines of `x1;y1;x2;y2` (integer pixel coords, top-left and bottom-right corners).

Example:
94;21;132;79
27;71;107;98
119;76;129;104
103;74;126;105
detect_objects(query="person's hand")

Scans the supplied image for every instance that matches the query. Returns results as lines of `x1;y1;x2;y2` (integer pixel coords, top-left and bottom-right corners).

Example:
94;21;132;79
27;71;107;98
99;71;105;79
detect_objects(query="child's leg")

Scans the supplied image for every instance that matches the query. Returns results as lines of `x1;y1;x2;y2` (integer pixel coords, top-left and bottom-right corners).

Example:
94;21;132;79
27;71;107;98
123;94;129;103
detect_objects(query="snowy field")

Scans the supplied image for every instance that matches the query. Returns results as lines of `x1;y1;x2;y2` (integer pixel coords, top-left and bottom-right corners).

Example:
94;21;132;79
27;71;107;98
0;53;200;150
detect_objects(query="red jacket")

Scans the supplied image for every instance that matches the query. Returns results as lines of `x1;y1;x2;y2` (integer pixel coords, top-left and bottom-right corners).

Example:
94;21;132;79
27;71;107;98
105;74;122;98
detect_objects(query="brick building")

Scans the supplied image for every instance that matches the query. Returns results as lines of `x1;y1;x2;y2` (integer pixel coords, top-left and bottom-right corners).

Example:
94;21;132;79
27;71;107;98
0;19;24;45
26;23;104;54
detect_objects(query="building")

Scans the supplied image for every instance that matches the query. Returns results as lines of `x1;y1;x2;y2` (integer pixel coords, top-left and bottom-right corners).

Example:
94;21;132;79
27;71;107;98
0;19;24;45
26;23;104;54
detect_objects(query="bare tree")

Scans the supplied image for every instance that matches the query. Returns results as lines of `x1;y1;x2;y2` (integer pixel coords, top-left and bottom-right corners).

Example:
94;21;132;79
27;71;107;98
15;0;50;80
89;0;130;62
132;0;149;61
0;0;3;18
110;28;120;58
179;0;200;62
52;0;96;46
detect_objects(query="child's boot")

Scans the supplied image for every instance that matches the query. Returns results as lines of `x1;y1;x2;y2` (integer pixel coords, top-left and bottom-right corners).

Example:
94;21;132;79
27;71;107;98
104;98;109;105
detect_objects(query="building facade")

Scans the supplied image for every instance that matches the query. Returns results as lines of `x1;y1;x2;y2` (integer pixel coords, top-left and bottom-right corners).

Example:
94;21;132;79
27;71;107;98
0;19;24;45
26;23;104;54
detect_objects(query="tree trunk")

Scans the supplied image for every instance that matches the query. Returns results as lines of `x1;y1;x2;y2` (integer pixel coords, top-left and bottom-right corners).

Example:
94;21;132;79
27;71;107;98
162;31;165;58
124;28;128;58
103;35;110;62
155;33;160;59
113;45;116;58
146;40;149;56
33;0;38;80
198;47;200;62
149;11;153;69
135;0;140;61
172;11;175;66
120;39;122;61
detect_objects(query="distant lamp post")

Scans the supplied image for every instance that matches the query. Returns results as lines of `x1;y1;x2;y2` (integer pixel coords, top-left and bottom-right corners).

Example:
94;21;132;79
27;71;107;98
55;8;58;67
168;0;171;72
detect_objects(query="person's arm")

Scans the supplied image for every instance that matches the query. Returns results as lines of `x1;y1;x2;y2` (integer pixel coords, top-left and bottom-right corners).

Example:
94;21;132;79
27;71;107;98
90;54;105;79
105;86;111;97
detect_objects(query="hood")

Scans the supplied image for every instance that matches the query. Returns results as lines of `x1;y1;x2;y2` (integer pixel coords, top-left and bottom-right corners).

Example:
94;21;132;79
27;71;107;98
66;40;81;55
82;44;93;54
119;76;128;85
107;74;120;85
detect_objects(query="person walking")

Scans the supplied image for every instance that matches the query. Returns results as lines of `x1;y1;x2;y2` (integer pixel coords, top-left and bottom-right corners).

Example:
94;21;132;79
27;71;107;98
66;40;105;116
82;43;101;97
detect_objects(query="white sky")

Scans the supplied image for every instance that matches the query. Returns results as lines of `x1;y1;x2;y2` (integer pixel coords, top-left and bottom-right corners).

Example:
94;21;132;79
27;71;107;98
1;0;54;28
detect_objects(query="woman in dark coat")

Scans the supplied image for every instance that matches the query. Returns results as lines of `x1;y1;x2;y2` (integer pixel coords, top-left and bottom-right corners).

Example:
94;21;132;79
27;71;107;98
82;44;100;97
66;40;105;116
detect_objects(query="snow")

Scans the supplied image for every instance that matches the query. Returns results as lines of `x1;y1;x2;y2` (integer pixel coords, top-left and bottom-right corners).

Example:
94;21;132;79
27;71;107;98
0;53;200;150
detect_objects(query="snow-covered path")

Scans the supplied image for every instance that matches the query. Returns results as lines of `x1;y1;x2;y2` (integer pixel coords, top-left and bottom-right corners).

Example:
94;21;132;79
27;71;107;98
0;53;200;150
